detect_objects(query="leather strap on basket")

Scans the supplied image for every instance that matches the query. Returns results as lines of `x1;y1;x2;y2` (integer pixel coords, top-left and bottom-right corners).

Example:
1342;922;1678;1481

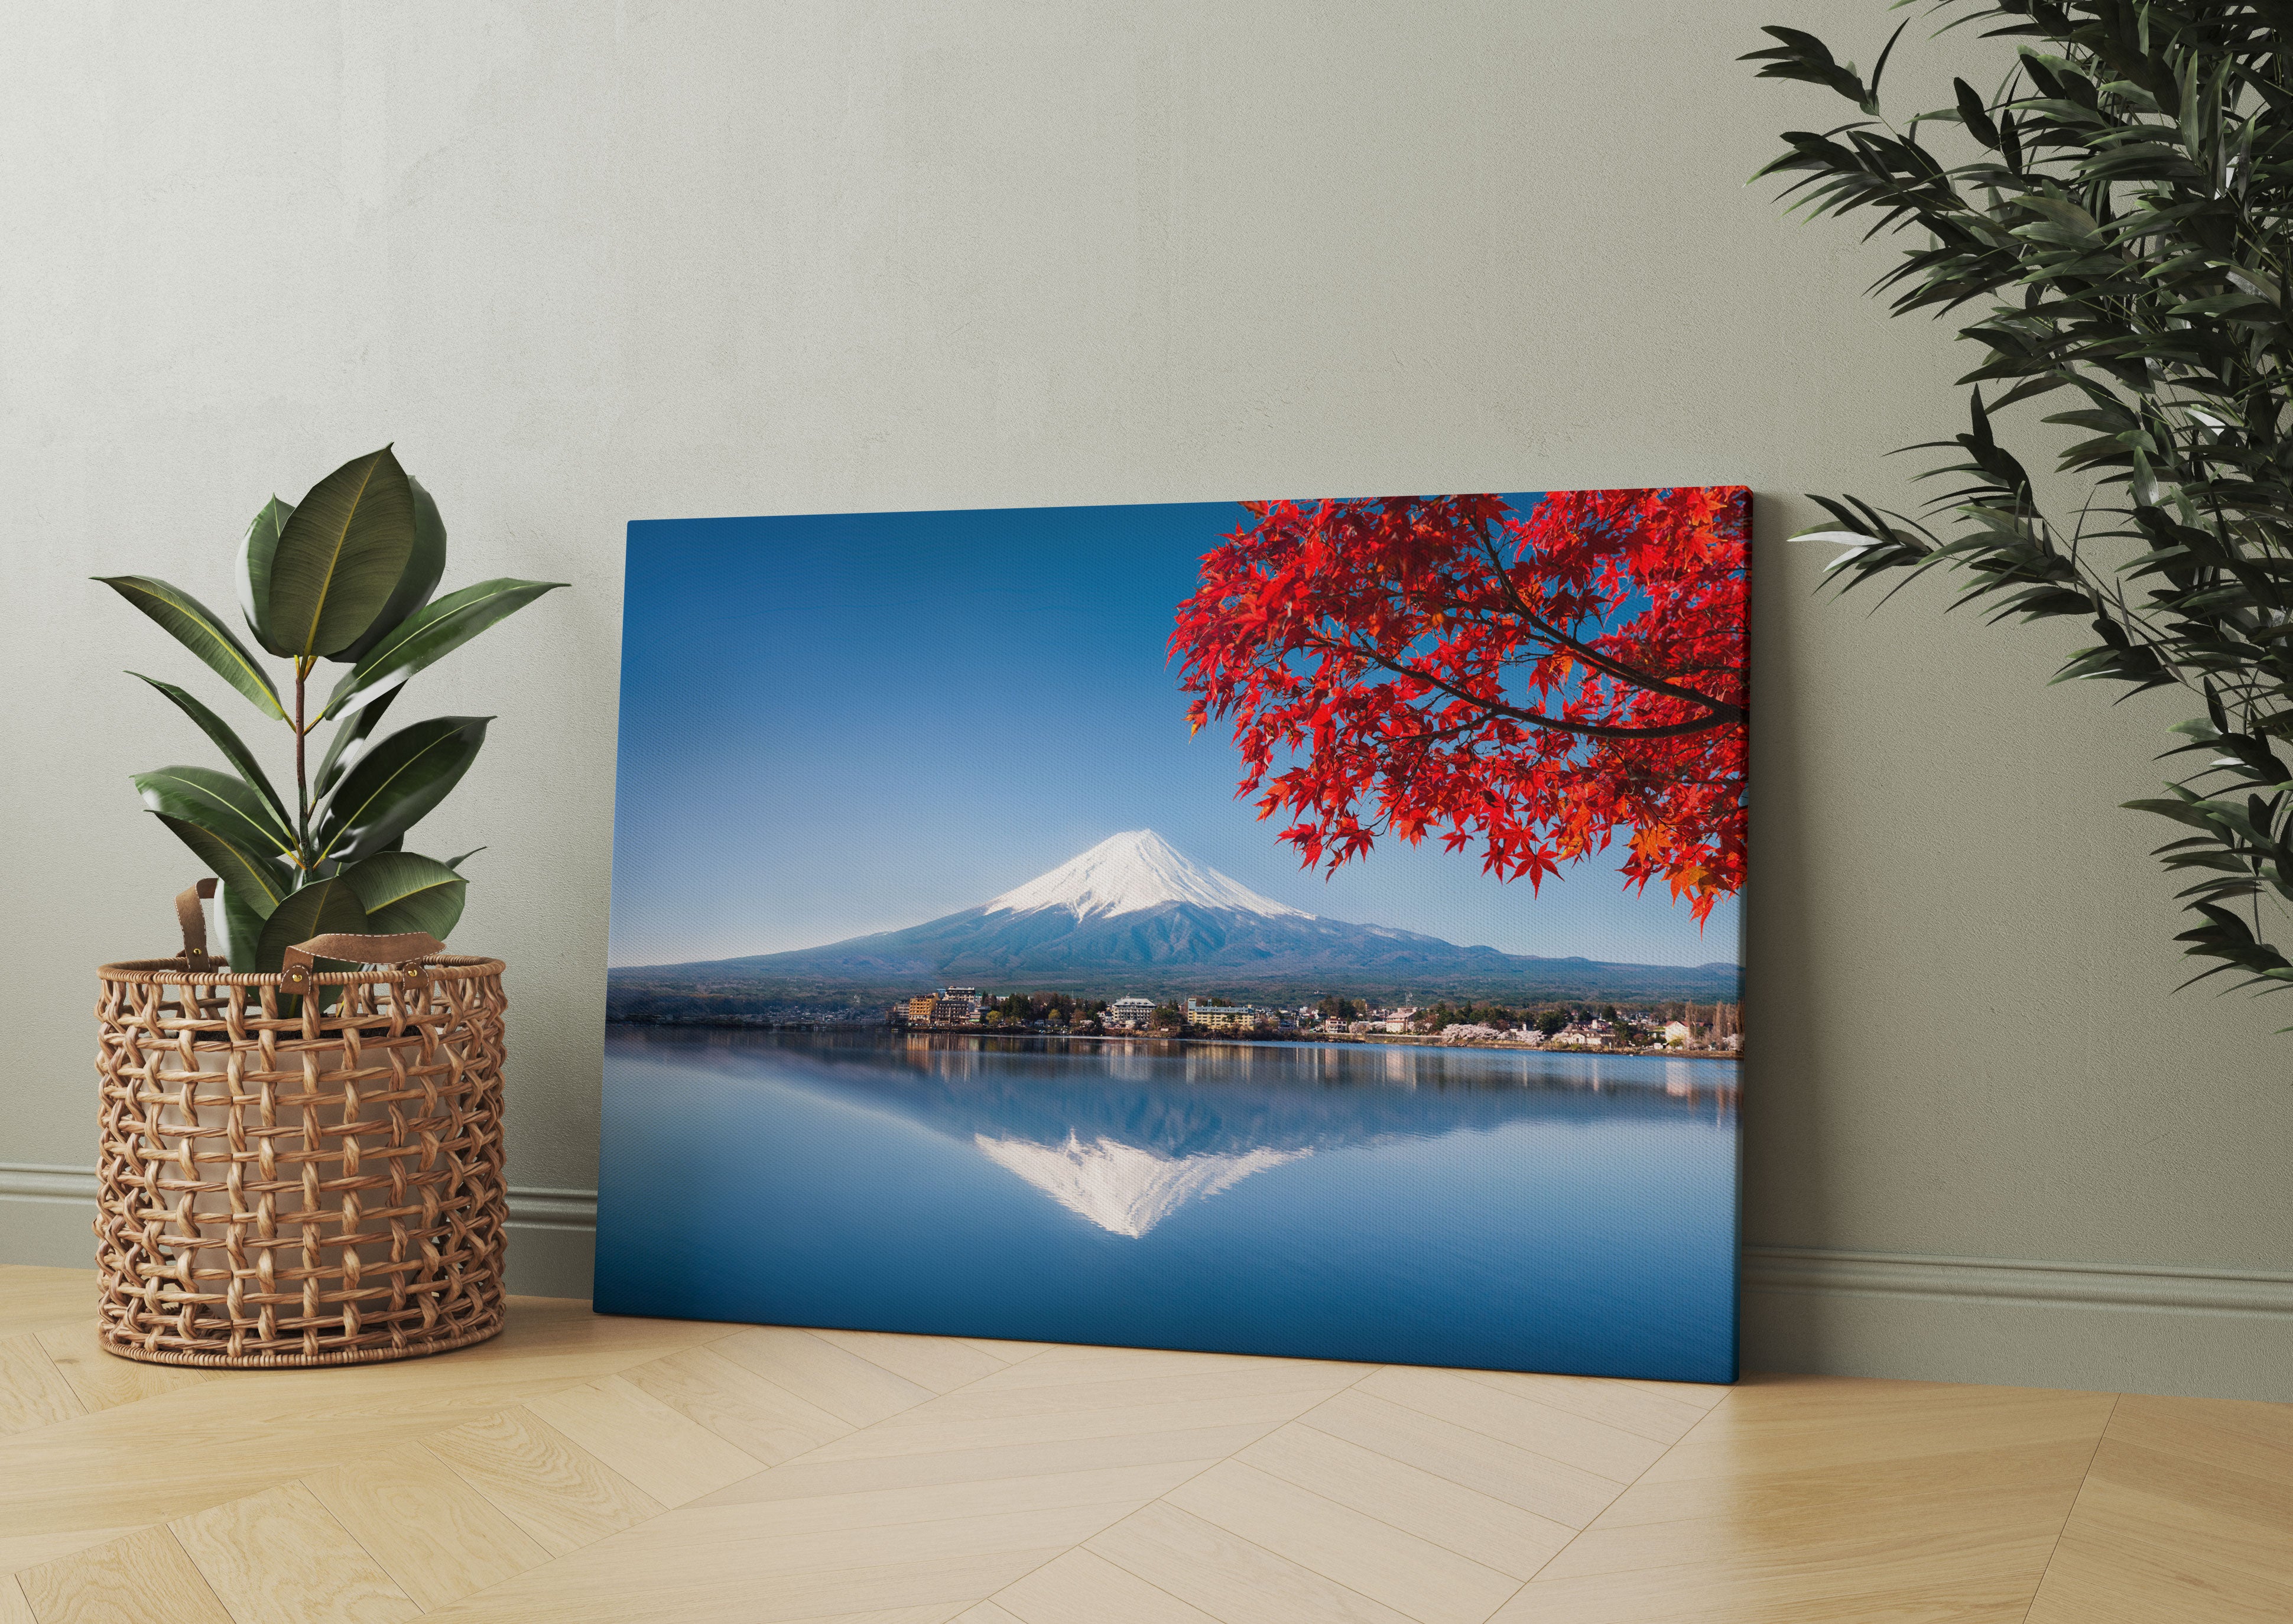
280;931;447;989
174;879;219;972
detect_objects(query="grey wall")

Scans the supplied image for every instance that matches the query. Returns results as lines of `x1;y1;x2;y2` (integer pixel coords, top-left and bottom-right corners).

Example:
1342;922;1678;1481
4;2;2286;1401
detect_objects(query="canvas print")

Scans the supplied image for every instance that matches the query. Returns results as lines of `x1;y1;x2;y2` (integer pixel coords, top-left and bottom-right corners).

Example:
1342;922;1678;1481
598;488;1748;1382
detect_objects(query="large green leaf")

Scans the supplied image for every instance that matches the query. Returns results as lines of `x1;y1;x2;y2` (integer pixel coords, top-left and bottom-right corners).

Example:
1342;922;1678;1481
333;475;449;665
131;673;290;829
311;684;401;800
320;577;566;721
268;446;417;659
150;814;291;916
341;850;467;938
254;876;371;976
96;576;285;719
135;765;294;858
313;715;490;863
217;882;268;971
235;496;295;656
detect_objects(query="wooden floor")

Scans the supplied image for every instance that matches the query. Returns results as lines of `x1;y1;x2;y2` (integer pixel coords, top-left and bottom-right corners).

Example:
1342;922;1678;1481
2;1266;2286;1623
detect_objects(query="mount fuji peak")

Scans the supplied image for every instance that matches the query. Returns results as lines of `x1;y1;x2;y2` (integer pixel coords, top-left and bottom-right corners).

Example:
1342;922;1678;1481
611;830;1745;1010
623;828;1463;991
985;830;1311;923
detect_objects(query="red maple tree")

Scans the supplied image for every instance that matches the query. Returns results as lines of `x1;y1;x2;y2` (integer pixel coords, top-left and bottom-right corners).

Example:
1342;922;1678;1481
1170;488;1750;922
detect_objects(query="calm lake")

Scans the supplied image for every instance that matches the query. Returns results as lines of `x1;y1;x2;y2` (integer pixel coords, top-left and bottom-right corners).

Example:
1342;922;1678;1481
595;1027;1740;1382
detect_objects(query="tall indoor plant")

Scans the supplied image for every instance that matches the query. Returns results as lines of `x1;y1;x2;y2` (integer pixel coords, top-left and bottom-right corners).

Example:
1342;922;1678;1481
1746;2;2293;1002
100;446;561;969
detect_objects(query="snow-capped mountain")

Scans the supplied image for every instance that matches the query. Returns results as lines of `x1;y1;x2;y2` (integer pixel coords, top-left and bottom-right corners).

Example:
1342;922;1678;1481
985;830;1311;922
971;1133;1307;1238
609;830;1743;1008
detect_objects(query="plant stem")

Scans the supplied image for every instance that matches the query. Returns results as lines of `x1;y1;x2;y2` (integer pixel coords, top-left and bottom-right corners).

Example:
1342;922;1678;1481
294;658;309;863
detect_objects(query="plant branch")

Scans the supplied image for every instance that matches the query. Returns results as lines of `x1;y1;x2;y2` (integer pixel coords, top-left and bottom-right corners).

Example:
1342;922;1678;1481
1748;0;2293;1001
294;657;310;866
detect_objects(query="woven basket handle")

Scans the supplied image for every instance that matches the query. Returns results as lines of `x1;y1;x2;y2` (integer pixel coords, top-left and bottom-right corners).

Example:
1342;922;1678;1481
280;931;447;988
174;879;219;971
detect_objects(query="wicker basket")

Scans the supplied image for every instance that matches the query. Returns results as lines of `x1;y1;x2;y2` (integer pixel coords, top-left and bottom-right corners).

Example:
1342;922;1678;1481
92;883;509;1368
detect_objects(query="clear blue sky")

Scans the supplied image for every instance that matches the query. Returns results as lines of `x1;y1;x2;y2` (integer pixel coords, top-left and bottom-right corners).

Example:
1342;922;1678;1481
608;499;1745;969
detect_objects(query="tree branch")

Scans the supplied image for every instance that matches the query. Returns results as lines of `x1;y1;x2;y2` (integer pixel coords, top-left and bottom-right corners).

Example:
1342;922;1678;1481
1466;515;1745;718
1300;632;1732;741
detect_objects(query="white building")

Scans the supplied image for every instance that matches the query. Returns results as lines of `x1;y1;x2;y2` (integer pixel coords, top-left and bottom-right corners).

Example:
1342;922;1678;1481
1664;1020;1693;1047
1105;996;1158;1030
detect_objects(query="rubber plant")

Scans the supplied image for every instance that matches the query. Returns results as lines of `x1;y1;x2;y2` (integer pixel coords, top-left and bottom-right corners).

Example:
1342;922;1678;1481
1745;2;2293;1003
100;447;563;970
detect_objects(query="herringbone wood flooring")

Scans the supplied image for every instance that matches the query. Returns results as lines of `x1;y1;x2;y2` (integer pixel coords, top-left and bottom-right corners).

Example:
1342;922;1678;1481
1;1265;2285;1622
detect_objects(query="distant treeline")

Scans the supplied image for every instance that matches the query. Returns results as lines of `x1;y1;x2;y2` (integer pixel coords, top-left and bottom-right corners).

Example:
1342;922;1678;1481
608;976;1739;1035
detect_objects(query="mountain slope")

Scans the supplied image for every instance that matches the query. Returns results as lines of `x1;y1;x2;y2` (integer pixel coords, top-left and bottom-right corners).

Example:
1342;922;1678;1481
610;829;1742;1016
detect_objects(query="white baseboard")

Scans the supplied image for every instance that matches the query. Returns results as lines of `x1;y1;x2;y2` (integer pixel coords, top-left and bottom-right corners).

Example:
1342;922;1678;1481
1741;1243;2293;1316
0;1164;93;1204
7;1165;2285;1398
0;1162;597;1298
1;1162;598;1227
1737;1243;2293;1401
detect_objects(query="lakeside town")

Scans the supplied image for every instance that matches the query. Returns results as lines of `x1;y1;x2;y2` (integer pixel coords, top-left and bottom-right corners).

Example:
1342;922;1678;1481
883;986;1744;1056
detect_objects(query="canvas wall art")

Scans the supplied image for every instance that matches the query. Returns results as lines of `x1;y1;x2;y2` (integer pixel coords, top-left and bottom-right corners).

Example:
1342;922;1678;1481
598;489;1748;1382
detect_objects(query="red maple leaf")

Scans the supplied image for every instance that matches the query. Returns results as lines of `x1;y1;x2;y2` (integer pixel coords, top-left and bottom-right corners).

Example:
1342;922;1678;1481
1170;488;1749;923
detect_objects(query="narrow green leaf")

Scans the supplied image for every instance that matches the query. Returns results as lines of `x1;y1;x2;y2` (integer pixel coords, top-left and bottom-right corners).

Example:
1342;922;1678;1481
268;446;417;658
320;577;566;721
96;576;286;719
130;674;290;828
150;814;290;915
135;765;294;856
313;715;491;863
254;876;371;977
312;684;402;801
1862;18;1907;114
334;475;449;665
1953;78;1999;148
444;846;484;871
340;850;467;939
235;496;295;655
2125;797;2221;832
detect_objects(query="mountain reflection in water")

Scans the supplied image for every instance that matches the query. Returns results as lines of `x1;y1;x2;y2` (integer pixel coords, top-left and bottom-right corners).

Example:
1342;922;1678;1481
971;1135;1309;1239
597;1027;1741;1382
